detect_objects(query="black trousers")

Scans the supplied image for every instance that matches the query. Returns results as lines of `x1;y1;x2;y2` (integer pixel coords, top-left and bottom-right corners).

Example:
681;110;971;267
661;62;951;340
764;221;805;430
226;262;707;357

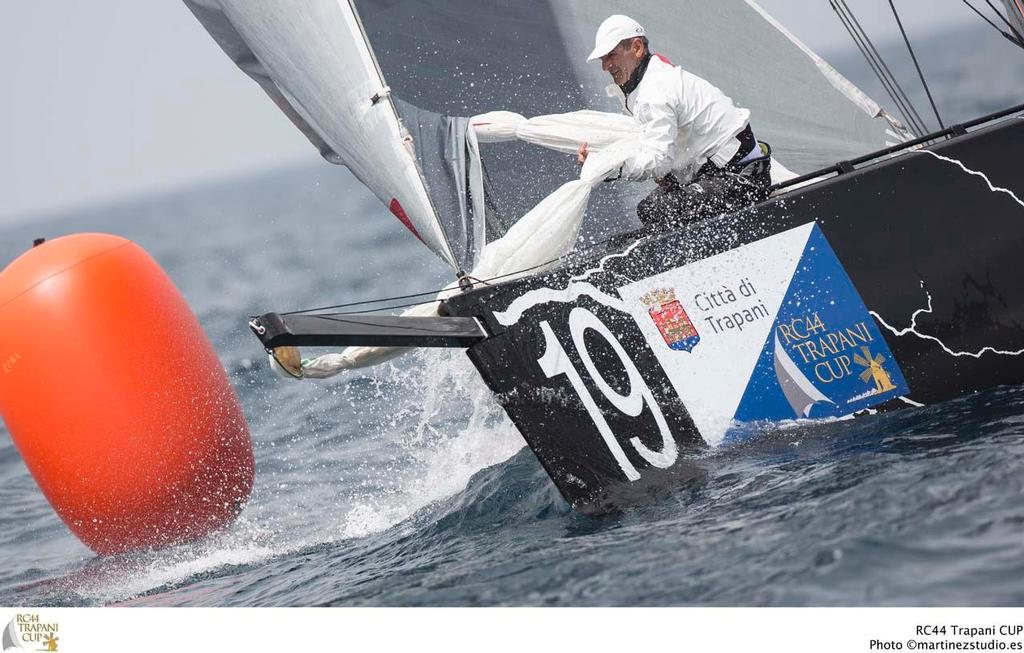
637;157;772;228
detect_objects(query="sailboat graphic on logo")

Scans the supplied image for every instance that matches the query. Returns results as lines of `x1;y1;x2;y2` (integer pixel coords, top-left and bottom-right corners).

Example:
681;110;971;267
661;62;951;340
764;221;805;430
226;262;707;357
641;288;700;352
773;334;834;417
3;617;57;652
3;618;25;652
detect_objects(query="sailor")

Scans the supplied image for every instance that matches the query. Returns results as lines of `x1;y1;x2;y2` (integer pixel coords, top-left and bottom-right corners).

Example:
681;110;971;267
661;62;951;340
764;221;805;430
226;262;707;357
577;15;772;227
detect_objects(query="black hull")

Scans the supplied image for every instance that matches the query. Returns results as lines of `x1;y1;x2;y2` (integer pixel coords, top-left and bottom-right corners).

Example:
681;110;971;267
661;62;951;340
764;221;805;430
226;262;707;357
445;115;1024;510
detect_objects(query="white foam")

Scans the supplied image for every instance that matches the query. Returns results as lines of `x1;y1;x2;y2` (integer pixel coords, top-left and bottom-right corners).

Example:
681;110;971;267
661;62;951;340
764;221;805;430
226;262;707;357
339;351;523;539
67;350;523;604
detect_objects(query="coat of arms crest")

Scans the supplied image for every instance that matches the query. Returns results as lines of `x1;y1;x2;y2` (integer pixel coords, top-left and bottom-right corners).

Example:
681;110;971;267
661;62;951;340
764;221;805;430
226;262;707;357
641;288;700;352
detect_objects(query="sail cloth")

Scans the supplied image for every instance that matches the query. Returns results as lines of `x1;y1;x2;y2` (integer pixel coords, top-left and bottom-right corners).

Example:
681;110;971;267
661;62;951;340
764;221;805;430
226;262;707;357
354;0;911;241
186;0;918;375
393;99;504;268
183;0;463;269
473;110;797;183
187;0;909;271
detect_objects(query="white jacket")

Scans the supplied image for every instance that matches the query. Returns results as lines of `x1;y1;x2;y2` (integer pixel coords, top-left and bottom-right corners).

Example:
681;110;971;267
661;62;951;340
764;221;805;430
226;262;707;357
610;55;751;184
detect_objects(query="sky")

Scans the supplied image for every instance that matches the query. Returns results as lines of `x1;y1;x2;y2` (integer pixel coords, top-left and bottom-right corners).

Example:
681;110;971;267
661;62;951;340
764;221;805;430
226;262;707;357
0;1;989;226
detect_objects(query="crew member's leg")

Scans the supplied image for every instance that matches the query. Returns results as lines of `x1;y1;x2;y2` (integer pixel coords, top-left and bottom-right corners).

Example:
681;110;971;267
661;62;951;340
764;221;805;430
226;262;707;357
637;169;770;228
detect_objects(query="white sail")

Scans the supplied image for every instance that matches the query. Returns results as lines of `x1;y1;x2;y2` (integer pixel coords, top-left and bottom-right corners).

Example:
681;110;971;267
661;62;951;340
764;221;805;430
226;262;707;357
548;0;911;172
348;0;914;249
184;0;458;269
188;0;916;270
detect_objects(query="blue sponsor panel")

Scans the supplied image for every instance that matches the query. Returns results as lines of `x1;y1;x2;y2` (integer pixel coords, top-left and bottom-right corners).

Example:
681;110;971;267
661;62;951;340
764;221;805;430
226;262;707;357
728;225;909;441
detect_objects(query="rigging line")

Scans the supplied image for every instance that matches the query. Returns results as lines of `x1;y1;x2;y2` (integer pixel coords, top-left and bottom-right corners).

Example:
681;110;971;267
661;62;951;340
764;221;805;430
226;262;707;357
830;3;901;121
830;0;926;135
836;0;930;135
285;298;442;316
280;252;572;316
959;1;1024;49
889;0;946;130
833;0;923;133
277;226;656;318
282;288;453;315
831;4;920;135
982;0;1024;41
278;227;649;317
962;0;1013;33
832;0;928;136
835;0;933;135
332;299;440;314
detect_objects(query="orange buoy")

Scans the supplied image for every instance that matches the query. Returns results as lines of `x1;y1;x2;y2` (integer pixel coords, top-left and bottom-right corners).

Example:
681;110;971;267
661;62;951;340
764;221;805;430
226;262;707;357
0;234;253;554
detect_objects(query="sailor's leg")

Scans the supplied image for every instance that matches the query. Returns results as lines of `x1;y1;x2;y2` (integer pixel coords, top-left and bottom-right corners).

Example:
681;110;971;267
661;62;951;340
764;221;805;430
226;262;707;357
637;185;683;226
719;170;771;207
637;161;772;228
637;182;727;227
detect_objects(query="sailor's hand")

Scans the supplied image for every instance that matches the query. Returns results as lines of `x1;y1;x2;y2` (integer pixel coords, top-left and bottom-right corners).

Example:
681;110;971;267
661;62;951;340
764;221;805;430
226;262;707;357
577;142;589;166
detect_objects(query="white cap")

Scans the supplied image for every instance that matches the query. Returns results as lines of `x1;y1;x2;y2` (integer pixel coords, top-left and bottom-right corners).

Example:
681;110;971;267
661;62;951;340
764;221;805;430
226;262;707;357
586;15;646;62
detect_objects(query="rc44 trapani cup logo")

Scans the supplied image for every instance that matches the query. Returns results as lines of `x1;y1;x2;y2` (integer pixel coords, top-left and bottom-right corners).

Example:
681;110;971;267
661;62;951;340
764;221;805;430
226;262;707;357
3;615;60;652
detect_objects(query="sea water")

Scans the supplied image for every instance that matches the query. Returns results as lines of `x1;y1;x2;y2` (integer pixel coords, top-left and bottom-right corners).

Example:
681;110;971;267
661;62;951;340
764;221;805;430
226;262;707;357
1;24;1023;606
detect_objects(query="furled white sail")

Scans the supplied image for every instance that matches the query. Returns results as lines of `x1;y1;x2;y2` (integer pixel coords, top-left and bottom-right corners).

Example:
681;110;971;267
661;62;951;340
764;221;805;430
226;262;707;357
184;0;458;269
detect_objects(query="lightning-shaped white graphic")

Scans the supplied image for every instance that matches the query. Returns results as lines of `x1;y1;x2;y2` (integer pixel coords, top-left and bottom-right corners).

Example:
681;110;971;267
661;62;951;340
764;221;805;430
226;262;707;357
918;150;1024;210
569;236;648;283
493;239;647;326
864;147;1024;397
871;287;1024;359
